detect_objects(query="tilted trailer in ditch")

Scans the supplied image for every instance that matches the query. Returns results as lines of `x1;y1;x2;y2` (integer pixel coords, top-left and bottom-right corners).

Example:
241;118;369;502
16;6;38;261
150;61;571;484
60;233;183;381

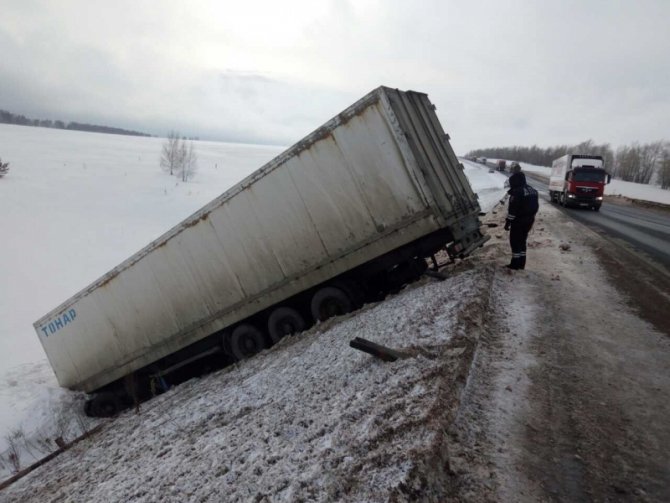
35;86;489;416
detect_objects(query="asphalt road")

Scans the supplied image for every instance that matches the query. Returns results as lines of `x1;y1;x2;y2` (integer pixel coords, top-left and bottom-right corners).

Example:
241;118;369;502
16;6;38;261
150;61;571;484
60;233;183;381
526;175;670;273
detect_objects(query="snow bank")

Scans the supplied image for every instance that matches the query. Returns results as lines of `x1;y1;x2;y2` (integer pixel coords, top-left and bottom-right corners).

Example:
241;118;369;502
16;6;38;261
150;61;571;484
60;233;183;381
605;178;670;204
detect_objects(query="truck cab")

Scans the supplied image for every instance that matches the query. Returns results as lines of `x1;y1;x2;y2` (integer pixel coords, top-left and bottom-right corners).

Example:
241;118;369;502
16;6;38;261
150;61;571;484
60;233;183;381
549;155;611;211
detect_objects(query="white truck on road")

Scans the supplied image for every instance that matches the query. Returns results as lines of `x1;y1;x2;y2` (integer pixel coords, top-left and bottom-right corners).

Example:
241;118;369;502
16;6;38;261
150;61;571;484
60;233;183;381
35;86;489;416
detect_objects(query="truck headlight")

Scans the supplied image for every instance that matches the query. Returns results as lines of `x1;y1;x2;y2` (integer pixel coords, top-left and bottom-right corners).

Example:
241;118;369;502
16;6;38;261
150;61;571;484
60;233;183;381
567;193;576;198
596;196;603;201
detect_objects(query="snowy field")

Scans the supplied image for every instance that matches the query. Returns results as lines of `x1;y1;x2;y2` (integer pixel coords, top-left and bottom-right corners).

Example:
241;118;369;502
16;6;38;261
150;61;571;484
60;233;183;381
0;124;506;479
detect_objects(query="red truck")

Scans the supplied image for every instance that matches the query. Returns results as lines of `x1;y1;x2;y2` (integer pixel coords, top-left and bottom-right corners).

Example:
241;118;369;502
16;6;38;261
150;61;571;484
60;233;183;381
549;154;611;211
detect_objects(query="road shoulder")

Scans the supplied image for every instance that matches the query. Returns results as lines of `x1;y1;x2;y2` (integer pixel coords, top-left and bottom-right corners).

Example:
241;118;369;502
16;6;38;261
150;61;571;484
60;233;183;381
447;200;670;501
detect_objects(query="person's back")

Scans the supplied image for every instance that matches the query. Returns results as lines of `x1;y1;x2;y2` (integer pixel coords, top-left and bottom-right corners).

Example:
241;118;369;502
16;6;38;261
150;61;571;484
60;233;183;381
507;172;538;221
521;183;539;219
505;172;538;269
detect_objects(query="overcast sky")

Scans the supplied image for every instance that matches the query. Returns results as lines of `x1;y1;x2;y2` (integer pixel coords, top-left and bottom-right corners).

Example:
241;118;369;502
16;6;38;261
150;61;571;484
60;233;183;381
1;0;668;153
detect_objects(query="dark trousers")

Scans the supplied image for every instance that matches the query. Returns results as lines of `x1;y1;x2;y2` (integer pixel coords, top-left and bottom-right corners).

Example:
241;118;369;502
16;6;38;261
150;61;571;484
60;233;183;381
509;218;534;269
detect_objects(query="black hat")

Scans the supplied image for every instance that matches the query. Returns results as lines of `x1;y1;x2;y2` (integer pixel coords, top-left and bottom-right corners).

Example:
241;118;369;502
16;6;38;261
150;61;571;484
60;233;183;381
509;171;526;188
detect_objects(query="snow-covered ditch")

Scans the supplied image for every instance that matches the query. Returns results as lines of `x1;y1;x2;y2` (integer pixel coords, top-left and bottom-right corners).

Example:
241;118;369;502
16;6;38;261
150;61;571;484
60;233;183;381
2;267;493;501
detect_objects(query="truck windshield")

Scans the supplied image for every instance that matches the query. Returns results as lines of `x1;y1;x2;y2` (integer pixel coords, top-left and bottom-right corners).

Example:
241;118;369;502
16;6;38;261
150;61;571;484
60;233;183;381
573;170;606;182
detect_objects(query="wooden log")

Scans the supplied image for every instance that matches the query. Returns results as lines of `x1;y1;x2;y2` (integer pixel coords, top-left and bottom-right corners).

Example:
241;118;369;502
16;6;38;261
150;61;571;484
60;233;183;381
349;337;410;362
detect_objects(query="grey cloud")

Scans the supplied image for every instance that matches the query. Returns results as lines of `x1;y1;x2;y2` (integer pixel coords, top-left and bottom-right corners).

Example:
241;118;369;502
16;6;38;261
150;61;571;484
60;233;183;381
0;0;668;153
174;71;360;145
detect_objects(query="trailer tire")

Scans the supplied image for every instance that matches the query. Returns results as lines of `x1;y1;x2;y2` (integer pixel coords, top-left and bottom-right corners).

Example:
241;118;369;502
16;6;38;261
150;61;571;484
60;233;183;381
268;307;306;343
219;330;233;356
311;286;353;322
86;393;123;418
230;324;267;360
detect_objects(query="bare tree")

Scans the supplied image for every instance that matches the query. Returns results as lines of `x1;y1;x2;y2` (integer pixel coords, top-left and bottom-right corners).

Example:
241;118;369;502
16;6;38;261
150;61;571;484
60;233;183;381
613;141;666;184
178;138;197;182
160;131;181;176
0;158;9;178
637;141;664;185
160;132;197;181
614;144;641;182
658;143;670;190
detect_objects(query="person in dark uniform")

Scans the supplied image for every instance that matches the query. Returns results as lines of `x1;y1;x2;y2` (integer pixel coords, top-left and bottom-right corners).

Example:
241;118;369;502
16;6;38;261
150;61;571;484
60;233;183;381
504;171;539;270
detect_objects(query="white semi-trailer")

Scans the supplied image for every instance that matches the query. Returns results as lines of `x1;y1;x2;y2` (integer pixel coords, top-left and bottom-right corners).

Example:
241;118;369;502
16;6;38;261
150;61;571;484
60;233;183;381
34;86;488;416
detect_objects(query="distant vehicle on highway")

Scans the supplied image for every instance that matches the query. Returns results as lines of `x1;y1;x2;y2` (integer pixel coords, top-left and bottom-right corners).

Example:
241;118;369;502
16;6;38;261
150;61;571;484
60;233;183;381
497;160;506;171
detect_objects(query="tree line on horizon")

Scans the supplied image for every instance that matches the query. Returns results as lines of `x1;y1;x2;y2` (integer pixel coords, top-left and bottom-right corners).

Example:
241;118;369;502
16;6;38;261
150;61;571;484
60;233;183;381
0;109;151;137
467;139;670;190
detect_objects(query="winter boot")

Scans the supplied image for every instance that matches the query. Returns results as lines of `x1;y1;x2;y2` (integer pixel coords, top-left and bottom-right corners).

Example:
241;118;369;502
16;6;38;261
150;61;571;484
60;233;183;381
506;257;522;270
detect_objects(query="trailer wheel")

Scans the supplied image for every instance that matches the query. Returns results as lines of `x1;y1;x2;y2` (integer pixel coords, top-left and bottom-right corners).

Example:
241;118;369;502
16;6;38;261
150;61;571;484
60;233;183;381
311;286;353;322
86;393;122;418
230;324;267;360
268;307;306;343
219;330;233;356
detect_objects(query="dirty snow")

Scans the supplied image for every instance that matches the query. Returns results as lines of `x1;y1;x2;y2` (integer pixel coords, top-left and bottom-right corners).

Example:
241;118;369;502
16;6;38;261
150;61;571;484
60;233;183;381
2;266;493;501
